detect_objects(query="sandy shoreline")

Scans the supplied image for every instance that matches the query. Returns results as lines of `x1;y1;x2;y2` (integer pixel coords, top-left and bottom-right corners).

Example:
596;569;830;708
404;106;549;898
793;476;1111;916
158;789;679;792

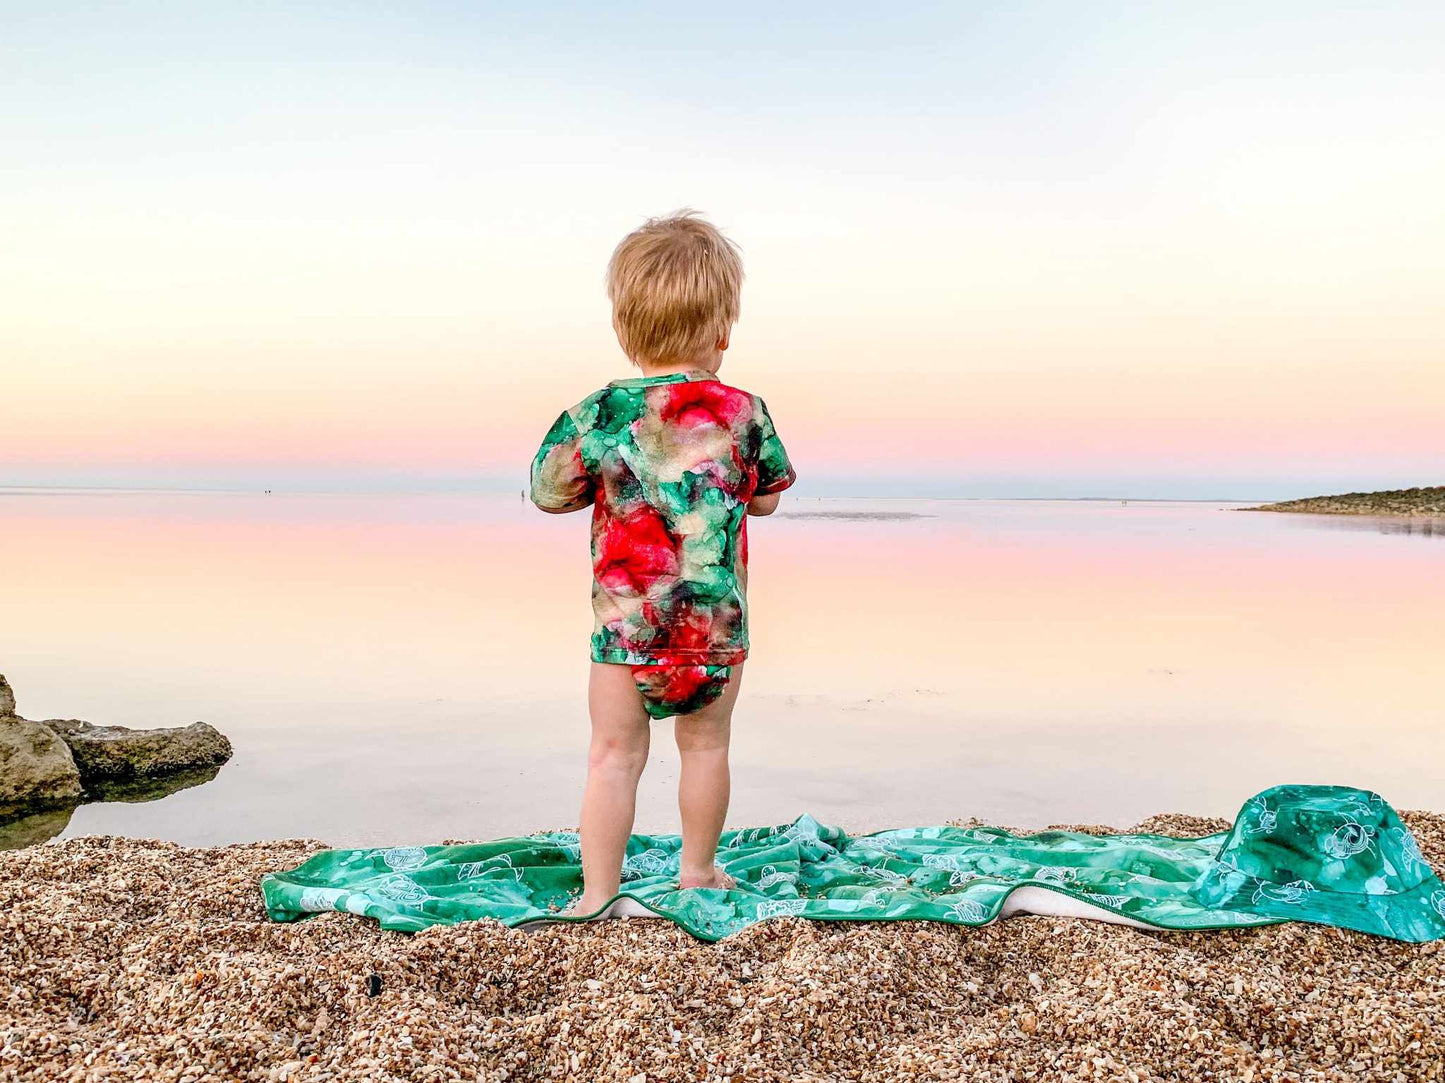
3;810;1442;1082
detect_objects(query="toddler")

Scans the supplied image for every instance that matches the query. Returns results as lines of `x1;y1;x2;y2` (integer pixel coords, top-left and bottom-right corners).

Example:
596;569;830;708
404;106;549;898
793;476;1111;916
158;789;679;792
529;211;794;913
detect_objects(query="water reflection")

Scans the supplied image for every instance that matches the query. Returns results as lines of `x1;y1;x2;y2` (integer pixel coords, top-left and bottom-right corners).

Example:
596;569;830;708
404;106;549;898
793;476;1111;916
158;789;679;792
0;492;1441;847
84;763;223;805
0;805;76;850
0;765;225;850
1254;511;1443;539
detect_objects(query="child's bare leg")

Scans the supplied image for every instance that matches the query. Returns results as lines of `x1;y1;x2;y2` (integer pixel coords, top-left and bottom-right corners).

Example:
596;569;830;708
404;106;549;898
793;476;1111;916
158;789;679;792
673;664;743;890
578;662;652;913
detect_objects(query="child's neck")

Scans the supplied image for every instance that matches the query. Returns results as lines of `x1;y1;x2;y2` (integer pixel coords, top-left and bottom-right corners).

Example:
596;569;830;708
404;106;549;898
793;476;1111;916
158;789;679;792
636;354;720;379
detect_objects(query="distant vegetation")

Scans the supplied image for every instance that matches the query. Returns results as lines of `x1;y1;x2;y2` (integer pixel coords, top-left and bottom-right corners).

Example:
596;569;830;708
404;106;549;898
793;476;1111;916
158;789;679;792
1247;486;1445;517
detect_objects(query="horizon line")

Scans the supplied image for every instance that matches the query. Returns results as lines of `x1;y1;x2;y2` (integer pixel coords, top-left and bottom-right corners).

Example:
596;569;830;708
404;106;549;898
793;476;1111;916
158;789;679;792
0;482;1269;503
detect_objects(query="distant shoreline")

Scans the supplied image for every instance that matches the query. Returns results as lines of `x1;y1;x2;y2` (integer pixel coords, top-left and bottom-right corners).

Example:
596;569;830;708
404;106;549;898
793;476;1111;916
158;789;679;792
1245;486;1445;517
0;485;1258;502
7;483;1441;511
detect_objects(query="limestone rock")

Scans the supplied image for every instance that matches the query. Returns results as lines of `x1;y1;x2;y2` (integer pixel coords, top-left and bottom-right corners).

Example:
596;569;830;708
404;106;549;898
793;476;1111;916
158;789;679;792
0;674;231;826
0;716;83;817
41;719;232;783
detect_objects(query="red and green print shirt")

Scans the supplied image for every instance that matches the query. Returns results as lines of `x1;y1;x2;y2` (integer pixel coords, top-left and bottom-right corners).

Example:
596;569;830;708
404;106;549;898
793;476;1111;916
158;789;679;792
530;369;795;666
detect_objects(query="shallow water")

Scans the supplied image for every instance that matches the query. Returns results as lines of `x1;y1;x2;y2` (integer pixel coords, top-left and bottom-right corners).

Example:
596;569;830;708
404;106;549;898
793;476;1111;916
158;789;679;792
1;490;1441;848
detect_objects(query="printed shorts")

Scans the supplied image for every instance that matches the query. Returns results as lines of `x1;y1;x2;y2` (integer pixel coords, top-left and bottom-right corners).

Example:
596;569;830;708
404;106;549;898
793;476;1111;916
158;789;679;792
630;664;733;720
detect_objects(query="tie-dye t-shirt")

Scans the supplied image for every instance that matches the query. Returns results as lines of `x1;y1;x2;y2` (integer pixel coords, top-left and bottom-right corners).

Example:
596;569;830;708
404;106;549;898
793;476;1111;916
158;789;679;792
530;369;795;666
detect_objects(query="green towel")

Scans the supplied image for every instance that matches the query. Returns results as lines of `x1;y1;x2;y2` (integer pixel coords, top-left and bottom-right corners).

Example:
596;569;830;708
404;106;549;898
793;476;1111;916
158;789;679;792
260;785;1445;943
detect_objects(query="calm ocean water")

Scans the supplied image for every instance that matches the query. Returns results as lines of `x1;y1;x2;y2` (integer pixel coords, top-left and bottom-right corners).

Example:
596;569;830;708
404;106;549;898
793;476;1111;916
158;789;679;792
1;489;1441;849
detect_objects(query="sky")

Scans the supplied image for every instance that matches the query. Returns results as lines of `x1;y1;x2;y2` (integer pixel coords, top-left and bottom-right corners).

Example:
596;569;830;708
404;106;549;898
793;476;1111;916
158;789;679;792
3;2;1442;499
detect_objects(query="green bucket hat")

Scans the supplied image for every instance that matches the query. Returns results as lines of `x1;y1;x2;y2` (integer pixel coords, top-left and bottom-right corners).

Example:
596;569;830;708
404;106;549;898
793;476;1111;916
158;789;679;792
1191;784;1445;942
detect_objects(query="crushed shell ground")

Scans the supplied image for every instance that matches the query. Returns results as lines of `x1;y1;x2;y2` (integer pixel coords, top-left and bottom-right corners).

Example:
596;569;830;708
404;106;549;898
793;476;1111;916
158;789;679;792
2;810;1442;1082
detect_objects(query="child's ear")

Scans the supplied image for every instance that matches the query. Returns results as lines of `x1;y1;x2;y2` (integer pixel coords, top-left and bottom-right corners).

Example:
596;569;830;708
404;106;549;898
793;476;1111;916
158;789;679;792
717;331;730;352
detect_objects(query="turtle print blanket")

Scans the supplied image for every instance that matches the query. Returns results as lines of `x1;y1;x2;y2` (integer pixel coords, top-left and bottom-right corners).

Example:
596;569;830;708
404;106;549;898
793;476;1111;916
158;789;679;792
260;785;1445;943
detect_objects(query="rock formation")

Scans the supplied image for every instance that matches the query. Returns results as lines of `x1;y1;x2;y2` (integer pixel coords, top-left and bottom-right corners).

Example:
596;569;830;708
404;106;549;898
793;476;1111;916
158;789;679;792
41;718;231;782
0;676;85;817
0;674;231;823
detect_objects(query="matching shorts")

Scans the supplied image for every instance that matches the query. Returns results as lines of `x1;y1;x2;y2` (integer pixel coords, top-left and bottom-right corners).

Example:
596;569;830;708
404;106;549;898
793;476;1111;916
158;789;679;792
630;664;733;720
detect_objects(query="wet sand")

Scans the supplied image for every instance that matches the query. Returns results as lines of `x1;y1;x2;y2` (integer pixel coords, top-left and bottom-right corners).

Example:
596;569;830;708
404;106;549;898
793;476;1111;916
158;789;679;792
3;809;1442;1082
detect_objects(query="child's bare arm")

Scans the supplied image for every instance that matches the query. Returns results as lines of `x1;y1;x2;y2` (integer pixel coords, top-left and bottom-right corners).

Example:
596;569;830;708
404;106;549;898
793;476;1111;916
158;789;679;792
747;493;781;516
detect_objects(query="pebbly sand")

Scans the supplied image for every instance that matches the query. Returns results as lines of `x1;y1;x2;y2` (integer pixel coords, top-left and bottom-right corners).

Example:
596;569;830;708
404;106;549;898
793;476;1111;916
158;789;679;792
3;811;1442;1082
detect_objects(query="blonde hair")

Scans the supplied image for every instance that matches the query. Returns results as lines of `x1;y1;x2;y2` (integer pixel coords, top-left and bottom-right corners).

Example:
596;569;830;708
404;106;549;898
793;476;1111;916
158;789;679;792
606;210;743;366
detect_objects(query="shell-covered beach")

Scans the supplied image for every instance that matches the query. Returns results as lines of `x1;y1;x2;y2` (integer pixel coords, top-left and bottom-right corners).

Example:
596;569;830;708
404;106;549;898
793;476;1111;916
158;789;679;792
4;809;1441;1082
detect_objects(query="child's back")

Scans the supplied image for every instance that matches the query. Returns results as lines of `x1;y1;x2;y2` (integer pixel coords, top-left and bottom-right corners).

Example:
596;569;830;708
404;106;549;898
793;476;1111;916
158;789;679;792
532;369;794;679
530;212;794;913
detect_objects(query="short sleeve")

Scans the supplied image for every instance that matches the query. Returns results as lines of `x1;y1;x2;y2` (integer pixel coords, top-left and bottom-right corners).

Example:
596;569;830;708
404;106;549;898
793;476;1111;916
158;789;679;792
752;397;796;496
530;411;593;511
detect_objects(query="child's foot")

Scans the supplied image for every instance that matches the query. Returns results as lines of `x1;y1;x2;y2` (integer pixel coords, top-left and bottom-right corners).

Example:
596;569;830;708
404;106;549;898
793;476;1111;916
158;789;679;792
571;893;613;916
678;865;736;891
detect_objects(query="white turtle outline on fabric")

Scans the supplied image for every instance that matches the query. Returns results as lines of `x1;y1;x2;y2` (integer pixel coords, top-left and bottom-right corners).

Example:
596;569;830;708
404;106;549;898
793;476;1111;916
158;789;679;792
1243;796;1277;836
381;846;427;872
376;874;431;906
457;853;523;882
1431;889;1445;921
857;864;909;885
1389;827;1427;877
298;886;345;912
1251;878;1316;906
1322;819;1375;860
755;898;808;920
620;847;672;881
1032;866;1077;886
756;864;793;890
734;826;773;847
944;898;989;923
850;836;908;856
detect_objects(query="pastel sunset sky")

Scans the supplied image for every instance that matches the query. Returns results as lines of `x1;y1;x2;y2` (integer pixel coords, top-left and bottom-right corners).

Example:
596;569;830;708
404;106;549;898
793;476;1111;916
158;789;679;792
4;2;1442;498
